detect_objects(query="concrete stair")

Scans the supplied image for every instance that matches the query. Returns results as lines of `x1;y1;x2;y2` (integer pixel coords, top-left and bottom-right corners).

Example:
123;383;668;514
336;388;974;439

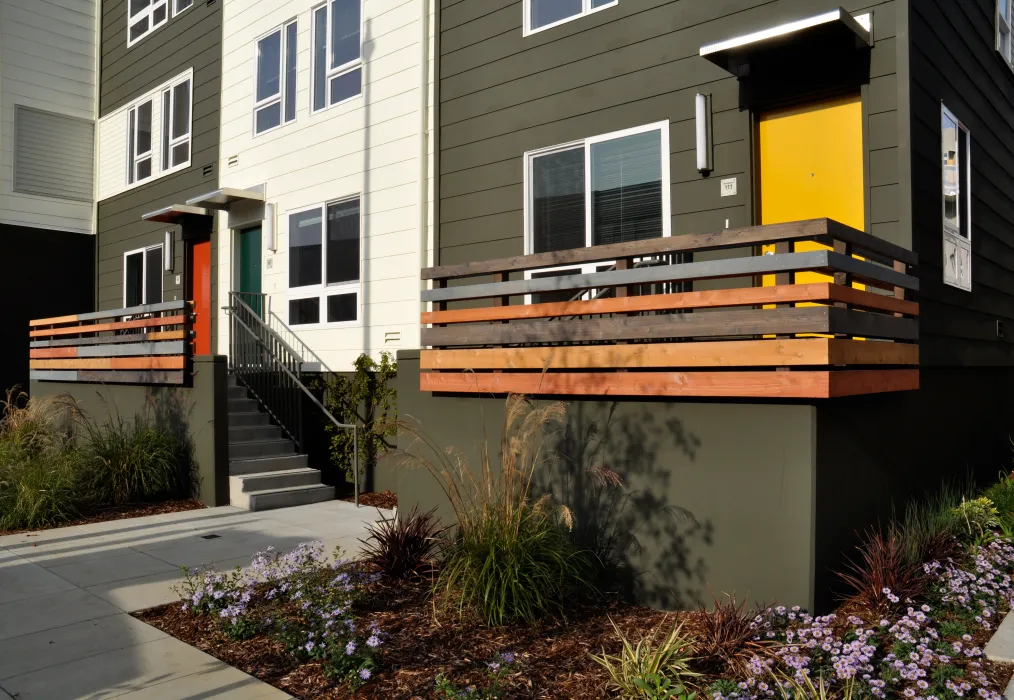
227;375;334;511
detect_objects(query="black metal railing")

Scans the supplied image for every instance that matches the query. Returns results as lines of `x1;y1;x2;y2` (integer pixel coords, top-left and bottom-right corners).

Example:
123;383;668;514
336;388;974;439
234;291;266;319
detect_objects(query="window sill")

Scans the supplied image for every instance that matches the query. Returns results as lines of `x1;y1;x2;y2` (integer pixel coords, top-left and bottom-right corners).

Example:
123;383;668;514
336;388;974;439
523;1;618;37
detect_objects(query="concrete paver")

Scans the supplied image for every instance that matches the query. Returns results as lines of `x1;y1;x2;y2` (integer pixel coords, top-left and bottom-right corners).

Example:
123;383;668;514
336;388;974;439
0;501;387;699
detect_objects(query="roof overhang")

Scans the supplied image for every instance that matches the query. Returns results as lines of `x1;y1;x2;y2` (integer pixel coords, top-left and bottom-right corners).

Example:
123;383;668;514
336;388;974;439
141;203;212;224
186;187;266;210
700;8;871;78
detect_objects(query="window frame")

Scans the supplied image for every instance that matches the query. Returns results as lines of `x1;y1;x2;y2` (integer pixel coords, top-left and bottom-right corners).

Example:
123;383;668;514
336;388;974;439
286;196;363;328
172;0;193;16
127;99;154;185
998;0;1013;69
122;244;165;307
941;103;972;292
254;20;298;137
127;0;169;47
310;0;364;114
523;0;617;36
161;76;192;172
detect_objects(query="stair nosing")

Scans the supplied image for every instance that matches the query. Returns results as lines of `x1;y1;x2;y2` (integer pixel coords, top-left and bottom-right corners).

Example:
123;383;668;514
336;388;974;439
229;454;306;464
246;484;333;496
232;468;318;479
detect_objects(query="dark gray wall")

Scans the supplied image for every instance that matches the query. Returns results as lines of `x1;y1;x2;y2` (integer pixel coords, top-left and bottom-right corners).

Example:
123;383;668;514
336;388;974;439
908;0;1014;367
437;0;906;267
380;352;820;610
96;0;222;349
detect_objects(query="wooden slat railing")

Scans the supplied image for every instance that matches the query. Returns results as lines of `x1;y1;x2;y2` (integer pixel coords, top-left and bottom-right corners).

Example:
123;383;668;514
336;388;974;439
419;218;920;400
30;300;193;385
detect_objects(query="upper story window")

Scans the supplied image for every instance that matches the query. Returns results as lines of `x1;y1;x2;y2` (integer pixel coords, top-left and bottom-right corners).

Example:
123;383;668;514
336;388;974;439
288;197;362;326
312;0;363;112
255;21;298;135
121;71;193;188
162;77;192;169
525;0;617;35
128;0;191;47
124;244;164;307
127;100;153;184
941;104;971;291
999;0;1013;67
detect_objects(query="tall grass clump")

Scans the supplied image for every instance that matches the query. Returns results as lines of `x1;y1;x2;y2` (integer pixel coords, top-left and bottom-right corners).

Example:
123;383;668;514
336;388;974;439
391;394;595;626
0;389;84;530
80;407;190;506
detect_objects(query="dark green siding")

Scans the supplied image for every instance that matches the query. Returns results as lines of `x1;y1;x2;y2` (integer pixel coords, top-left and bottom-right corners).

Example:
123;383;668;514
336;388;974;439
437;0;907;268
909;0;1014;367
96;0;221;349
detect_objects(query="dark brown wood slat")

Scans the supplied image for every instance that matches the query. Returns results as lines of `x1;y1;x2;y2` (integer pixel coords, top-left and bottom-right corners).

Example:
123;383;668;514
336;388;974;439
30;370;186;385
30;330;187;348
421;219;917;280
421;307;918;346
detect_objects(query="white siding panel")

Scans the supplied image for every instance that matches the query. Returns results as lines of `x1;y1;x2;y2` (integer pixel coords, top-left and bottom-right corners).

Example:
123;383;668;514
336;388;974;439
0;0;98;234
217;0;435;370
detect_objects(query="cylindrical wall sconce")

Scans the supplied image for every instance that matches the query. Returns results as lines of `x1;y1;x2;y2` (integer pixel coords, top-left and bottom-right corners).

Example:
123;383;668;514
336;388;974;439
264;202;276;252
163;230;173;272
696;93;712;175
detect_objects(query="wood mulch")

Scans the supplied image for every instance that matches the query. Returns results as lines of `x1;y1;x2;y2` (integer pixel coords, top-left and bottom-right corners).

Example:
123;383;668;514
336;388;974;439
340;490;398;510
134;574;675;699
0;499;205;536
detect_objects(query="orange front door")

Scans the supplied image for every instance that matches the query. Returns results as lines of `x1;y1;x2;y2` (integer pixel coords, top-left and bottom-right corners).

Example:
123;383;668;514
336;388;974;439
190;239;212;356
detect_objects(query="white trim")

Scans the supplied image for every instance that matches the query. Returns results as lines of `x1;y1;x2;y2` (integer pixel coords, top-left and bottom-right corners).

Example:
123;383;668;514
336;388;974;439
941;103;972;292
127;0;169;48
310;0;364;114
285;196;363;328
172;0;193;17
523;0;617;37
162;76;193;171
128;99;154;185
998;0;1014;70
122;244;165;307
700;9;870;57
253;20;298;137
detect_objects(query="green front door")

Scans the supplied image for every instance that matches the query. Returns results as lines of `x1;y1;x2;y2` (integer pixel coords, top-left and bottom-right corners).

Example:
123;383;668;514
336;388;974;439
238;226;262;315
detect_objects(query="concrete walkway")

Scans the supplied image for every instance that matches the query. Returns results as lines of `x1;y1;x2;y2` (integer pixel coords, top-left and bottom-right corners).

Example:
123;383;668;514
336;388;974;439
0;500;389;699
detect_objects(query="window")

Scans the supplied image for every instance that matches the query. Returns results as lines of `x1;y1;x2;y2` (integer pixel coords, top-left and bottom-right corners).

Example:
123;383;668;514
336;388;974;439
999;0;1013;68
524;122;669;300
128;0;168;46
161;78;191;169
312;0;362;112
124;245;164;307
287;197;361;325
942;104;971;291
525;0;616;35
173;0;193;15
127;100;153;184
255;22;298;135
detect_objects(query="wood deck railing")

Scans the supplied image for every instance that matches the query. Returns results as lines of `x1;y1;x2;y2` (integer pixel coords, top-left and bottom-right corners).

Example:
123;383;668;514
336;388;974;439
419;218;919;399
30;300;193;385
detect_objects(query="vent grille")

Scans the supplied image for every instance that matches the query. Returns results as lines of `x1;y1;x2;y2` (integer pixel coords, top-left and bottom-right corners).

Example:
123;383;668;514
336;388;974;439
14;106;94;202
228;155;239;167
203;164;213;177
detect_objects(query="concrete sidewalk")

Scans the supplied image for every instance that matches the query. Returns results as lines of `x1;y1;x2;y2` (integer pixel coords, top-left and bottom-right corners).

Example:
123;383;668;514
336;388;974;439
0;500;389;700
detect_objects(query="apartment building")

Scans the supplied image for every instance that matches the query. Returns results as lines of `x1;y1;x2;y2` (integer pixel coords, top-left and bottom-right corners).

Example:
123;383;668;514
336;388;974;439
211;0;435;371
0;0;97;390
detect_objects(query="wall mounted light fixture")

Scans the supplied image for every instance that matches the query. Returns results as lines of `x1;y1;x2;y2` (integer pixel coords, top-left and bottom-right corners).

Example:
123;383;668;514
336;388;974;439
264;202;276;252
696;93;713;174
164;230;173;272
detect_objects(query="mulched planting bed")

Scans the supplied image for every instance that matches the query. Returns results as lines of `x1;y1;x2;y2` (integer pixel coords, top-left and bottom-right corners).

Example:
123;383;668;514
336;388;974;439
340;490;398;510
135;574;670;699
0;498;205;536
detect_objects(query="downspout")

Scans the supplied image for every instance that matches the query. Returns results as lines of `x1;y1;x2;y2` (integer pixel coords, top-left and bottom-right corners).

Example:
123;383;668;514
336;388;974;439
418;0;432;298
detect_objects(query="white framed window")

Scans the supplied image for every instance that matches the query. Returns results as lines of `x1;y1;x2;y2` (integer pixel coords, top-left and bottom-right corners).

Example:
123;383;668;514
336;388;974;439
524;0;617;36
173;0;193;16
128;0;169;46
161;77;192;170
941;104;972;292
311;0;363;113
999;0;1013;68
523;121;670;301
123;244;164;307
255;21;298;135
287;196;362;326
127;100;153;185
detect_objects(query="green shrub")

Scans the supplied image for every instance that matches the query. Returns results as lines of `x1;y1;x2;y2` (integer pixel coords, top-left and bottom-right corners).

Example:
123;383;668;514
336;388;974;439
590;616;699;700
891;483;966;565
982;474;1014;534
0;450;82;530
80;410;189;506
951;496;1000;542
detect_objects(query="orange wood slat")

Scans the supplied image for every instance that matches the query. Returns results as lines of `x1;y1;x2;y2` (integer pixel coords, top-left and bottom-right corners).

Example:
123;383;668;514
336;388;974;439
28;313;78;327
420;339;919;371
419;369;919;399
29;347;78;359
29;356;186;371
29;315;187;338
420;283;919;325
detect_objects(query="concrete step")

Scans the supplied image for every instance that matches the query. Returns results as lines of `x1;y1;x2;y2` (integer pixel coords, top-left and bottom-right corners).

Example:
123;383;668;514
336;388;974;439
228;398;259;414
230;468;322;495
239;484;336;512
229;411;270;427
229;453;308;476
227;385;248;400
228;424;282;443
228;374;240;387
229;439;295;460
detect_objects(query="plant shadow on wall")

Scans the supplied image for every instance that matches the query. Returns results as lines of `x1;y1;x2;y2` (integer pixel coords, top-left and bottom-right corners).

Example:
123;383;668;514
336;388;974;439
540;398;710;610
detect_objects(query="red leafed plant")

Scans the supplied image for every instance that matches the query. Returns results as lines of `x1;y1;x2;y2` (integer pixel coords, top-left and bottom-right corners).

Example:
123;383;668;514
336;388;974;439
837;529;924;611
359;505;447;579
693;594;764;677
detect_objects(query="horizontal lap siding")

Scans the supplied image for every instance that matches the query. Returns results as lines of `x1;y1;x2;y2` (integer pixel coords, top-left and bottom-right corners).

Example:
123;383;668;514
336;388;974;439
909;0;1014;366
436;0;904;268
96;0;222;349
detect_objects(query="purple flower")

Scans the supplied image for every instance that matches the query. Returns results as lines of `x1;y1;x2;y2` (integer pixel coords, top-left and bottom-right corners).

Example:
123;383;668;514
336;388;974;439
358;668;371;681
367;635;381;648
346;640;357;656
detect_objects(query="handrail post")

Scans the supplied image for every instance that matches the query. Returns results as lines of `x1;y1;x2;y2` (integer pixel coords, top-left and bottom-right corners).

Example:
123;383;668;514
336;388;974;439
353;425;359;508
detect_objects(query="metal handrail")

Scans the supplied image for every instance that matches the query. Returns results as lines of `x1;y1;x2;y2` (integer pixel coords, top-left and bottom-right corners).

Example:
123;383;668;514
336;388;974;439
225;295;363;505
266;308;333;373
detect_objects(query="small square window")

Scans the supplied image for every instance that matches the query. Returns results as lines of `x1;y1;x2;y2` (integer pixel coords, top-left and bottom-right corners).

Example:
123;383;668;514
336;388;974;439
327;293;357;322
525;0;616;35
289;297;321;325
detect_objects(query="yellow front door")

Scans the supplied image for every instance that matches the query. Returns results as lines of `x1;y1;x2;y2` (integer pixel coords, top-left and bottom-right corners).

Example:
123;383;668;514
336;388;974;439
757;94;866;328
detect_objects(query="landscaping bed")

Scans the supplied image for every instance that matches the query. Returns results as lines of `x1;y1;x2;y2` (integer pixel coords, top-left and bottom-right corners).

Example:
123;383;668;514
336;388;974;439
340;490;398;510
0;498;204;536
